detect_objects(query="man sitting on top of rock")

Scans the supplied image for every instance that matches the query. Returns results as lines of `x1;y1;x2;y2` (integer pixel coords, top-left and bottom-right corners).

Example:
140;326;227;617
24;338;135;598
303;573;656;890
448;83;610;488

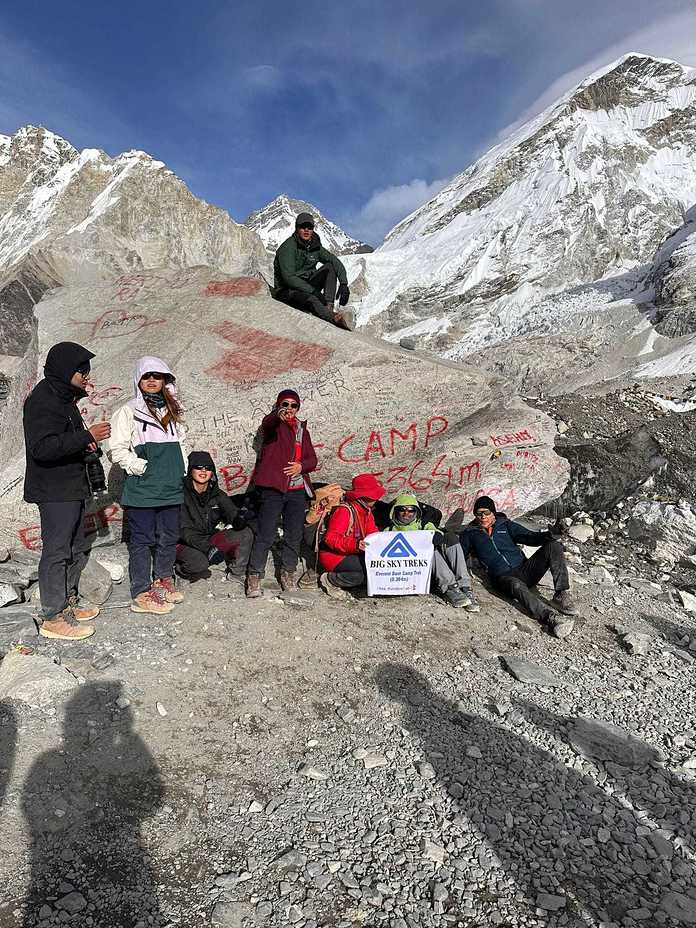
272;211;354;330
459;496;577;639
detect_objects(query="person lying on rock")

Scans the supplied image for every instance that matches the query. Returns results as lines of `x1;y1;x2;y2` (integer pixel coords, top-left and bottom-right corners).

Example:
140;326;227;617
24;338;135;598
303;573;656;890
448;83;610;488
23;341;110;641
175;451;254;590
109;357;187;616
246;390;317;598
386;494;480;611
318;474;386;599
459;496;577;638
272;211;354;330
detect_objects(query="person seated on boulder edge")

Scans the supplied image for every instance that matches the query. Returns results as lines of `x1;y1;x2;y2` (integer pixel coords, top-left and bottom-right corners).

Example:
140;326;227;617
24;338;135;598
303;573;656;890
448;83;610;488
272;212;354;330
459;496;577;638
387;494;479;611
318;474;385;599
175;451;254;589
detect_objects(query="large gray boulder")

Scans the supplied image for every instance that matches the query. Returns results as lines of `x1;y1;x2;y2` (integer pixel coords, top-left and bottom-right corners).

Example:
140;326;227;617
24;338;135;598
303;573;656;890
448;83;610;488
0;267;569;545
628;500;696;565
0;651;78;708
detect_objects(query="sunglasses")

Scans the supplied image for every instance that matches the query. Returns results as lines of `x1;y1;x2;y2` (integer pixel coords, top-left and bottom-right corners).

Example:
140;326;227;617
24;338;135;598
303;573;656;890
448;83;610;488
280;401;299;409
142;372;165;380
192;465;214;472
298;224;314;230
475;509;493;517
396;507;417;514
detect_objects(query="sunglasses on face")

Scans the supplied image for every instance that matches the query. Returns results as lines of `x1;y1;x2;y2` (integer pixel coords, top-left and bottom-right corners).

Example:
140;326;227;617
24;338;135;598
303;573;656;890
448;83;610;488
298;224;314;230
475;509;493;517
280;401;299;409
396;507;417;514
192;465;214;472
142;372;165;380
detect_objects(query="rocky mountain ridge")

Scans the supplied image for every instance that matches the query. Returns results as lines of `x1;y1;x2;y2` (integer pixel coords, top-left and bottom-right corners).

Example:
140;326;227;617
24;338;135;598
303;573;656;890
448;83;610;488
346;53;696;392
245;193;373;256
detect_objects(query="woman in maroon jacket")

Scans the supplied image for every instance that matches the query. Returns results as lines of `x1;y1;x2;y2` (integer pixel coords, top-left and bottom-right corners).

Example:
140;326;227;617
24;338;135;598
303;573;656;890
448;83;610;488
246;389;317;597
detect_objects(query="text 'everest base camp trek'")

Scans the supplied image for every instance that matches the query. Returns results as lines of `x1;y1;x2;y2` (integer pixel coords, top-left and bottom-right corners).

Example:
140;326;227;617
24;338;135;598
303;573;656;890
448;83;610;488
1;50;696;928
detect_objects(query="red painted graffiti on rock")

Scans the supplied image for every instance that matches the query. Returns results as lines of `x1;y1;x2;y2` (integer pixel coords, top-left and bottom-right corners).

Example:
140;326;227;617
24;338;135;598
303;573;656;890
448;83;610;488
204;278;263;298
490;428;537;447
19;504;122;551
206;322;333;384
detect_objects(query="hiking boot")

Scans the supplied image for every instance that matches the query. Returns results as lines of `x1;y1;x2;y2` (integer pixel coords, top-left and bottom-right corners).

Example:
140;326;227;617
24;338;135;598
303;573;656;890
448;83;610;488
40;609;96;640
319;572;350;601
297;568;319;590
444;587;468;608
279;569;297;591
225;570;246;593
154;577;184;604
461;590;481;613
333;308;356;331
131;589;175;615
552;590;578;615
246;575;262;598
67;594;100;621
551;616;576;640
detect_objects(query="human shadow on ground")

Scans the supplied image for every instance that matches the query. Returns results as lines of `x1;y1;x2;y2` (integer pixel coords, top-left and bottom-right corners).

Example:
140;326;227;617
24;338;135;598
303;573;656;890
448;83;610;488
518;699;696;856
376;663;695;926
22;681;165;927
1;700;17;817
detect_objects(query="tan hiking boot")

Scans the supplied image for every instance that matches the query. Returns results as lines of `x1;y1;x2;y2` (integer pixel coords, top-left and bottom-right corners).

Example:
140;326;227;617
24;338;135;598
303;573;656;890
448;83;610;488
154;577;184;604
333;308;355;331
246;574;262;598
297;568;318;590
319;572;350;601
131;589;175;614
279;569;297;591
67;594;100;621
40;609;96;640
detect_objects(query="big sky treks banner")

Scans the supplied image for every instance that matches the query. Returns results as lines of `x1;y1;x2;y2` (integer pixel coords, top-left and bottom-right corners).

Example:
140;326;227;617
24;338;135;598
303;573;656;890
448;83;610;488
365;530;434;596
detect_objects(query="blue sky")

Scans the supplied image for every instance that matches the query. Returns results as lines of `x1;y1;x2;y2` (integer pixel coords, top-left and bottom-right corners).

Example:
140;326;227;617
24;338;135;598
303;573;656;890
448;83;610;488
1;0;696;244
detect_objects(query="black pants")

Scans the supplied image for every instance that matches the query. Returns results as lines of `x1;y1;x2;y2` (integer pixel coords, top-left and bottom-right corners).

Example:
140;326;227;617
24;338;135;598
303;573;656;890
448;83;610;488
492;540;569;621
37;500;88;619
248;488;307;576
176;527;254;579
275;265;337;323
328;554;366;589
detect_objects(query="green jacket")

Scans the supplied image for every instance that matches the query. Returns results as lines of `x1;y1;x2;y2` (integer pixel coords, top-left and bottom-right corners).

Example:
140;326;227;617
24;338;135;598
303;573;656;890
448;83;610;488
388;494;439;532
273;231;348;295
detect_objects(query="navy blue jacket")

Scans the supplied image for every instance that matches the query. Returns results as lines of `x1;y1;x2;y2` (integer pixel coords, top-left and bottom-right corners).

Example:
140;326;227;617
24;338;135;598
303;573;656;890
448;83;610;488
459;514;552;578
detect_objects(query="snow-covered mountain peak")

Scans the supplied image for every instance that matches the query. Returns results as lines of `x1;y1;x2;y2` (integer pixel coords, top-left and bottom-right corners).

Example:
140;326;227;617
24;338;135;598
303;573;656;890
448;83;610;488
348;53;696;391
246;193;373;255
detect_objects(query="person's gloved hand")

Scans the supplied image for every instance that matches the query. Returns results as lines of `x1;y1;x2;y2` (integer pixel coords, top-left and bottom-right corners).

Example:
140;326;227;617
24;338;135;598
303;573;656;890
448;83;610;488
207;545;221;563
548;518;567;537
337;283;350;306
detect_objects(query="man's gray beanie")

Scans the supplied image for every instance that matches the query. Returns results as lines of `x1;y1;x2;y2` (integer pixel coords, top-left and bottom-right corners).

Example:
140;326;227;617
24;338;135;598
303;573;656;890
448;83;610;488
295;212;315;227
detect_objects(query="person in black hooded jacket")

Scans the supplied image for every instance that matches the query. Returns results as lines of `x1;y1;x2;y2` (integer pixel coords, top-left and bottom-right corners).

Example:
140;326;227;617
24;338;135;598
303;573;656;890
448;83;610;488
175;451;254;586
23;341;112;641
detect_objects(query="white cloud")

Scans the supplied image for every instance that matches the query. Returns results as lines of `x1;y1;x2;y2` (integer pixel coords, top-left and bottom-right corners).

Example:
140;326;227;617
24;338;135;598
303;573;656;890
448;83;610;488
242;64;282;90
351;177;449;245
497;7;696;140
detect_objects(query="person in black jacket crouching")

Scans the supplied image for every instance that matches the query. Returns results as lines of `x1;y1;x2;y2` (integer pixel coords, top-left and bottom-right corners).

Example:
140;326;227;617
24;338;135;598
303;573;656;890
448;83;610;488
175;451;253;588
23;341;112;641
459;495;577;639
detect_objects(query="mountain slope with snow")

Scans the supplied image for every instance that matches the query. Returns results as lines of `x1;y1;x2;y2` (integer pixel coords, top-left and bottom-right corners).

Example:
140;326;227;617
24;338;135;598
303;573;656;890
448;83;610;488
0;125;267;285
246;194;372;255
348;54;696;383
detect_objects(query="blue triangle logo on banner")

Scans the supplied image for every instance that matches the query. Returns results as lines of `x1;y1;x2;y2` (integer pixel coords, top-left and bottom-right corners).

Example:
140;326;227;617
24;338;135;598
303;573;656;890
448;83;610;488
380;532;419;559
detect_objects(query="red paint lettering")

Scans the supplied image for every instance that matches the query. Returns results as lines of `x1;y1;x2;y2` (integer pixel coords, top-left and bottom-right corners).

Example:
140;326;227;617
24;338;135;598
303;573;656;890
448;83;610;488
431;454;453;490
206;322;333;384
424;416;448;448
389;423;418;455
364;430;387;461
459;461;481;484
408;459;432;492
219;464;249;492
205;278;263;297
19;525;41;551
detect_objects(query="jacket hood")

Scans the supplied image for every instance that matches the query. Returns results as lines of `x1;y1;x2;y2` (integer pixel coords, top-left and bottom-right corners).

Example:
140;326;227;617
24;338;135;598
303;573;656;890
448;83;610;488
130;356;177;415
186;450;218;492
44;342;95;396
390;493;422;523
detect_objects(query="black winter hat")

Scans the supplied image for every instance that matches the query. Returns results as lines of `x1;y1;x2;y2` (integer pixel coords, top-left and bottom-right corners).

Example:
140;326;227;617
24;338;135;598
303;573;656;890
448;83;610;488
473;495;497;514
295;212;315;228
188;450;217;476
44;342;94;384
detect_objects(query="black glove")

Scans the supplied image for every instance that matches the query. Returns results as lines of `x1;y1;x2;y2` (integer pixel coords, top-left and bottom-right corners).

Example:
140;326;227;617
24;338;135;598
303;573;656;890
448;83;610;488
337;283;350;306
548;519;567;537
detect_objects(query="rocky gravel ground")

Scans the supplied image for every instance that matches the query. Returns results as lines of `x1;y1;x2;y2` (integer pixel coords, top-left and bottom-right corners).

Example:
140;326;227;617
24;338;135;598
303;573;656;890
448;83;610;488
0;514;696;928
